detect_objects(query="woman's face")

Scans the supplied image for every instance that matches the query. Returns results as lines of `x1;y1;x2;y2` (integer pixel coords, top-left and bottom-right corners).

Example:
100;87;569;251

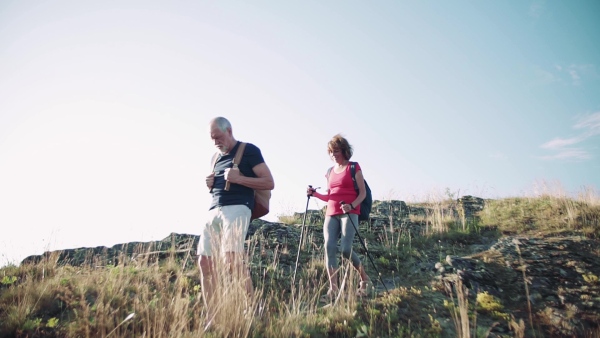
329;148;345;163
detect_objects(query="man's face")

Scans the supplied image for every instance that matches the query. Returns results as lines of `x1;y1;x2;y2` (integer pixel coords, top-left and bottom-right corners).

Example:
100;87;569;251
210;124;231;154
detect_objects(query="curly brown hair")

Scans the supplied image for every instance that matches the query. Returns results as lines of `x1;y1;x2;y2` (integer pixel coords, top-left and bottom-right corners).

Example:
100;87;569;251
327;134;353;160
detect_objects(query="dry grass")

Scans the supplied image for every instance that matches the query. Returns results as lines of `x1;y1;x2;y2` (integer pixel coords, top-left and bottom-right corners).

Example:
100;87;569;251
0;241;394;337
444;278;472;338
406;189;459;236
480;184;600;236
1;182;599;337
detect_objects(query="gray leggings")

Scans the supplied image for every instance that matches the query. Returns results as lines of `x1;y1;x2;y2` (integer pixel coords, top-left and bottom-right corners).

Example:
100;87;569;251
323;214;362;269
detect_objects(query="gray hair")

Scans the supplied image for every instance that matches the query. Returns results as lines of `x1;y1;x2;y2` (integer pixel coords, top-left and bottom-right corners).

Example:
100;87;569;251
211;116;232;132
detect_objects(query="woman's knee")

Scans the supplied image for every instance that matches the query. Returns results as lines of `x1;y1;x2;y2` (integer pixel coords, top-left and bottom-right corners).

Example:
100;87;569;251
340;247;353;259
325;240;338;252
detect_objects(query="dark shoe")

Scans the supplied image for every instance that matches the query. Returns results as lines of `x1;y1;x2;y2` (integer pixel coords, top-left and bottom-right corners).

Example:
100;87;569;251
320;287;339;303
356;280;375;298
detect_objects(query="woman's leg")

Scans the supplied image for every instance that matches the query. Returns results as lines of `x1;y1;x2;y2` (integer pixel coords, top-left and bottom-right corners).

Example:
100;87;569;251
339;214;371;283
323;216;341;291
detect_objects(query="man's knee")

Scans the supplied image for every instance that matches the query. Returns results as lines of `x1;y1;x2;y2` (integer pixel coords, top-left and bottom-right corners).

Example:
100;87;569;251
224;252;244;264
198;255;213;274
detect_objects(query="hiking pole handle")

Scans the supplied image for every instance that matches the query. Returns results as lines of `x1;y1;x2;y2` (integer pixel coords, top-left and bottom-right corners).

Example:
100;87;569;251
307;185;319;197
340;201;353;213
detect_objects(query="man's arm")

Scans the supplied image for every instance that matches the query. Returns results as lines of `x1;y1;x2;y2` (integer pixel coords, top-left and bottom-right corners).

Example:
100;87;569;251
225;162;274;190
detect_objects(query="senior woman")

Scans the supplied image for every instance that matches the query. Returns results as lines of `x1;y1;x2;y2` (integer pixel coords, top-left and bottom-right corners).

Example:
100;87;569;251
307;134;373;300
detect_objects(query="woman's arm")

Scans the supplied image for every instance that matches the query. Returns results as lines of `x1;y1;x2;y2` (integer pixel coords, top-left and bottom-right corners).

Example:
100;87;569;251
349;169;366;210
307;186;329;202
312;190;330;202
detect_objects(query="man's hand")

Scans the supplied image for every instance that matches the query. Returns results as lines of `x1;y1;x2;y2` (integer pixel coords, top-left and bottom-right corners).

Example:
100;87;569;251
206;172;215;190
224;167;242;184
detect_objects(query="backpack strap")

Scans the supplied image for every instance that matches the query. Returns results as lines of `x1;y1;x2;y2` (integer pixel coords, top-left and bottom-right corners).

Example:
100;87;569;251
349;162;359;192
232;142;246;168
225;142;246;191
209;152;219;192
210;152;219;170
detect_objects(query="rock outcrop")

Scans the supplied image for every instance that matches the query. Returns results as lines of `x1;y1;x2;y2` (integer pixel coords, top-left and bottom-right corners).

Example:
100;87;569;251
437;235;600;336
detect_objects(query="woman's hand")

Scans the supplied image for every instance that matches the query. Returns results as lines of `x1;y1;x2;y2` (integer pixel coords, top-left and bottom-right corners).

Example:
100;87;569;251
341;202;353;213
306;186;316;197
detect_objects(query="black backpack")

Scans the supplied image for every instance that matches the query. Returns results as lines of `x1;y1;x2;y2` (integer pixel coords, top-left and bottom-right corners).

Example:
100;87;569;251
327;162;373;221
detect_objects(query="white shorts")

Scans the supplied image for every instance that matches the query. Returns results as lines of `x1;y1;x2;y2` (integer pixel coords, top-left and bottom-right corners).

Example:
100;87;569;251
197;205;251;257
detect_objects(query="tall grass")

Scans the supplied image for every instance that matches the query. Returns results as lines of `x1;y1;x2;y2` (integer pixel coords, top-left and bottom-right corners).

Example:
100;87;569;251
0;236;398;337
444;278;472;338
408;199;456;236
480;184;600;236
2;183;599;337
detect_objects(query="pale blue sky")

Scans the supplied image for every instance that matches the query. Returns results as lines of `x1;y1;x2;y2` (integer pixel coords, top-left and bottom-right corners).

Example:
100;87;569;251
1;1;599;266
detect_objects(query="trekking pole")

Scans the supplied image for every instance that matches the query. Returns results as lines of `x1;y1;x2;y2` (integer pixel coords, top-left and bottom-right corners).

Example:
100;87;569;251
341;201;389;293
292;186;313;286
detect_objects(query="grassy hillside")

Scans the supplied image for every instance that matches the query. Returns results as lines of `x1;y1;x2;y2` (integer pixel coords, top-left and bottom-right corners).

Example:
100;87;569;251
1;187;599;337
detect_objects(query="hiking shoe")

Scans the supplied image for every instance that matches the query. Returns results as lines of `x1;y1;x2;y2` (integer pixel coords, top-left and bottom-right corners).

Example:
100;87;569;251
320;287;339;303
356;280;375;298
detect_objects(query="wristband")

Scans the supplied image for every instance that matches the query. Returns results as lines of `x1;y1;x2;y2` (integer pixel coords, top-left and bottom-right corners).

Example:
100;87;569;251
350;203;354;209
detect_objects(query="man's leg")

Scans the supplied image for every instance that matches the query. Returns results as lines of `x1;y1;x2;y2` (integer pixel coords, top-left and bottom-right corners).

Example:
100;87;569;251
225;252;254;297
197;209;220;325
220;205;252;297
198;255;217;323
